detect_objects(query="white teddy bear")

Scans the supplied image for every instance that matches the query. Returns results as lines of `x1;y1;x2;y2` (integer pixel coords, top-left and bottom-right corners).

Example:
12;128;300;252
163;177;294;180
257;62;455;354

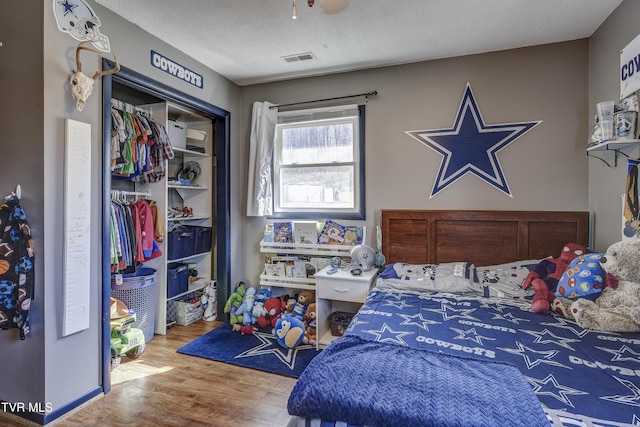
559;240;640;332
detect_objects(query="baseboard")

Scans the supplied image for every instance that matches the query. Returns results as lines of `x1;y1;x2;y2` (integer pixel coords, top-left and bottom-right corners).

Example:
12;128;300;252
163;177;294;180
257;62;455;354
1;387;103;425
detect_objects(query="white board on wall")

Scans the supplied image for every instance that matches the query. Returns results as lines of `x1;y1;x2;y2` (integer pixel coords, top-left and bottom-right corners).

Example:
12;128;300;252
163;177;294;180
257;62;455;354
63;119;91;336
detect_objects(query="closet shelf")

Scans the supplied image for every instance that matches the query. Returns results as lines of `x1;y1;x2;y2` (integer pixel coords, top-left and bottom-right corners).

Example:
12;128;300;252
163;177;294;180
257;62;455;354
167;251;211;263
172;147;210;158
166;278;208;301
168;214;210;222
168;184;209;190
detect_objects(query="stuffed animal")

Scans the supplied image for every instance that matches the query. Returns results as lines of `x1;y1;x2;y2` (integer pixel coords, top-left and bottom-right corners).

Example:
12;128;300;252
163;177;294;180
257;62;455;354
302;303;317;345
554;240;640;332
288;290;315;318
232;324;257;335
223;281;247;325
255;288;272;304
252;300;266;322
274;315;306;348
522;243;586;313
258;295;287;329
236;287;257;325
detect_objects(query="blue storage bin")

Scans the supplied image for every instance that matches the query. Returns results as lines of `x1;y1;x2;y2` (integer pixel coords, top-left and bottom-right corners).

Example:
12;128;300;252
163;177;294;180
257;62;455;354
194;226;212;254
167;262;189;298
167;225;197;260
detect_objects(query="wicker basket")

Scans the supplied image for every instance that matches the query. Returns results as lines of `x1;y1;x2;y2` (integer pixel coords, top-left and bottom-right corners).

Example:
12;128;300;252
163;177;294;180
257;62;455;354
328;311;355;337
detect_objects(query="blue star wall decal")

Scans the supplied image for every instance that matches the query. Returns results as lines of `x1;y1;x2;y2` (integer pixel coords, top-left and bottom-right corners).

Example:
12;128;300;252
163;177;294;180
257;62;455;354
406;83;541;198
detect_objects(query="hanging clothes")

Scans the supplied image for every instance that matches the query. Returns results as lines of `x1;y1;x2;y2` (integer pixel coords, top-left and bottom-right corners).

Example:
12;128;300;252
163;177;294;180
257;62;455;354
110;192;163;273
110;100;174;183
0;194;35;340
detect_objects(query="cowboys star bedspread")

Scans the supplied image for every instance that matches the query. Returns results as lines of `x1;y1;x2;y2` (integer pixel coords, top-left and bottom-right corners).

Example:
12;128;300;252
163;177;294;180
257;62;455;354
288;263;640;427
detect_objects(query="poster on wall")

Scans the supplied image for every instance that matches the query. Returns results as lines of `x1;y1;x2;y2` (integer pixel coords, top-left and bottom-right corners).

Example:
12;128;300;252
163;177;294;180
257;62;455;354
620;33;640;100
405;83;541;198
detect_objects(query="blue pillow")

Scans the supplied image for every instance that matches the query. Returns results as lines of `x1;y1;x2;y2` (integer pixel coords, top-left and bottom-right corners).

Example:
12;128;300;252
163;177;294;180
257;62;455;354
555;253;605;300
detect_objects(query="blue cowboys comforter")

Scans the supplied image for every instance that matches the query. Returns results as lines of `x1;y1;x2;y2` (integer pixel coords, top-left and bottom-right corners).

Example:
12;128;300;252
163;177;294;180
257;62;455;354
289;288;640;427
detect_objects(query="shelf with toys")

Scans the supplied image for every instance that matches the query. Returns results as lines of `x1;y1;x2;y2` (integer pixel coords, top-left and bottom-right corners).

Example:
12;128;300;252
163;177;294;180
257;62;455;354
587;97;640;167
259;220;365;292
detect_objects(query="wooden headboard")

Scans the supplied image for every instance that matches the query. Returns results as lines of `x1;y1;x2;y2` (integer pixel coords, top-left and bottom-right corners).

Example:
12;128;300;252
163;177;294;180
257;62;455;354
381;210;590;267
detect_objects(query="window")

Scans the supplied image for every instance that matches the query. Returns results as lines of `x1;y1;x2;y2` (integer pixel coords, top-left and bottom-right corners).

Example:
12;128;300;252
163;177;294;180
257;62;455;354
273;104;365;219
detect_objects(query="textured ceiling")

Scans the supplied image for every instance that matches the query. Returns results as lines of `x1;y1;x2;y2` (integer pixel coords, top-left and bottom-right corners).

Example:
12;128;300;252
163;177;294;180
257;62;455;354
94;0;623;86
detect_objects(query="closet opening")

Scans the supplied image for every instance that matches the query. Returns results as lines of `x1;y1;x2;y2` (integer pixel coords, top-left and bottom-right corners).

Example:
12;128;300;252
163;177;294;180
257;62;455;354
101;60;230;393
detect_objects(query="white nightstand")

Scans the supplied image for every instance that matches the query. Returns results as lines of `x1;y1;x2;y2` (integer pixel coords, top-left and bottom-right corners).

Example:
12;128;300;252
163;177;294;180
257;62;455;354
314;266;377;349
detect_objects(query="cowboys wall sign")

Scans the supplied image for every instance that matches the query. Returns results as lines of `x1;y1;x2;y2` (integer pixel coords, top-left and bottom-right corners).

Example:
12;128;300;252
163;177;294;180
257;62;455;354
406;83;540;198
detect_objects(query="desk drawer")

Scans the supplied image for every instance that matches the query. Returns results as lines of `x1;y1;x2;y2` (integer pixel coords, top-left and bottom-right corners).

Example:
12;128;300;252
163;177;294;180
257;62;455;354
317;278;370;303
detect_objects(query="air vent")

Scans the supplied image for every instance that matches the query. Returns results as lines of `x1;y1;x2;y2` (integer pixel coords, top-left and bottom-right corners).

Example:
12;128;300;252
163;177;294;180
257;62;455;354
282;52;317;63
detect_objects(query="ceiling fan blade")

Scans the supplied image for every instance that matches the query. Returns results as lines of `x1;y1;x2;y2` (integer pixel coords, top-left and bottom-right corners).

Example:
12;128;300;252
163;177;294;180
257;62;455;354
318;0;349;14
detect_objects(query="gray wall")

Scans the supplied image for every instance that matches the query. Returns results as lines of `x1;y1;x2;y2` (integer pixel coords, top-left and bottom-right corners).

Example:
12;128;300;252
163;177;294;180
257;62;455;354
0;0;46;409
589;0;640;251
240;39;591;285
2;0;241;421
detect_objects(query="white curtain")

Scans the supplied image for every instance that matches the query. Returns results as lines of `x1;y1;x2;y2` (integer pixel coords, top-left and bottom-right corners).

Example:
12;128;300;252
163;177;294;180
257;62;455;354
246;101;277;216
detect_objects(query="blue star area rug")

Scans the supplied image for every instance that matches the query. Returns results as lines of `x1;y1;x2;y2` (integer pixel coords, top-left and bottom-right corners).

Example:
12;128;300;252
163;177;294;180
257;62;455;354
176;323;321;378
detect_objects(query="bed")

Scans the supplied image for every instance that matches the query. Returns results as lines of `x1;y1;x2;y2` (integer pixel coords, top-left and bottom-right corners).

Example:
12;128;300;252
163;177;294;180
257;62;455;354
287;210;640;427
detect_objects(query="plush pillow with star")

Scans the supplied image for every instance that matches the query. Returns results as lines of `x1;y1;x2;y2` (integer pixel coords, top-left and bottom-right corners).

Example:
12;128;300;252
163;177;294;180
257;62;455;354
555;253;605;300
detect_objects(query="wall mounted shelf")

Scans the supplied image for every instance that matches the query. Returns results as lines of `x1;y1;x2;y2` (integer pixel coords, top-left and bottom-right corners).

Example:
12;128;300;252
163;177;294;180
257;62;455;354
586;138;640;167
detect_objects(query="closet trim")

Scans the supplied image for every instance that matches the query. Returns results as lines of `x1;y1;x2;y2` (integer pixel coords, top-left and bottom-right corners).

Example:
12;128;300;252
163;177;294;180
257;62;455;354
100;59;231;394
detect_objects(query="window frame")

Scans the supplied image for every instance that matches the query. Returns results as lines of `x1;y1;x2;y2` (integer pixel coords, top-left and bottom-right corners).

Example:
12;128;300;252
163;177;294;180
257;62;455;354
270;104;366;220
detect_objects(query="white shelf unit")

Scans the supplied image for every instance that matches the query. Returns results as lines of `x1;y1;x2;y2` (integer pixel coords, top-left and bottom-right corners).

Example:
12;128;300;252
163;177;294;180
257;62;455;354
114;100;215;335
259;241;355;292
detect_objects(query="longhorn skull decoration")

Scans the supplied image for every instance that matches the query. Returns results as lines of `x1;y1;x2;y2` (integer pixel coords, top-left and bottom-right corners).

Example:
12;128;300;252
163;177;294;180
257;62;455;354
70;41;120;111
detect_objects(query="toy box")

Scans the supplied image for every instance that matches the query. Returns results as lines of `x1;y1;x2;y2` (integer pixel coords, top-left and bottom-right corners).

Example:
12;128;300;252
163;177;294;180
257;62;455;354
168;292;204;326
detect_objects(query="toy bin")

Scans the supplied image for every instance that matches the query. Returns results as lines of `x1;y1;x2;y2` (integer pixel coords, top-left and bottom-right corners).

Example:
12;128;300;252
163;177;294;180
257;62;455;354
167;262;189;298
167;120;187;149
167;291;204;326
194;226;213;254
111;268;157;343
328;311;355;337
167;225;197;260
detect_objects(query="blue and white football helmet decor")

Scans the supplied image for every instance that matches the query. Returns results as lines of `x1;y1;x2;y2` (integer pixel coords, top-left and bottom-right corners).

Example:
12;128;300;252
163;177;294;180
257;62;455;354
53;0;111;52
350;244;376;272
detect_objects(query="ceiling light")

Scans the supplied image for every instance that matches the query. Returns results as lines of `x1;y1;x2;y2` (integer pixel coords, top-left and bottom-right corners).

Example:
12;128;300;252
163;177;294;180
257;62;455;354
292;0;297;19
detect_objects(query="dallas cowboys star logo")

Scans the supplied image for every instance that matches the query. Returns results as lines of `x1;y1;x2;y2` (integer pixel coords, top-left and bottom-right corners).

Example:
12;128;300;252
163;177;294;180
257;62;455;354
234;330;314;370
499;341;567;370
363;323;413;346
406;83;540;198
58;0;78;18
450;327;495;346
526;373;587;407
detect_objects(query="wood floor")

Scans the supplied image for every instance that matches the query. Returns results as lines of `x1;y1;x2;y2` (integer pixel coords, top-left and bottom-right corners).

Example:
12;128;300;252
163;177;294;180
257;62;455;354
1;320;298;427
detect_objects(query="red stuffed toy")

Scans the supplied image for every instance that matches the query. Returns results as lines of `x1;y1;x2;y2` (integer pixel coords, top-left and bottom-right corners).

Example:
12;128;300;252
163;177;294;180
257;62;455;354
257;296;287;329
522;243;586;313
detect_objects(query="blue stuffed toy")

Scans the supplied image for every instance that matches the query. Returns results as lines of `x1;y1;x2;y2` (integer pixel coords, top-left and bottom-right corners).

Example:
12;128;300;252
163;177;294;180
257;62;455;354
236;287;257;325
274;315;306;348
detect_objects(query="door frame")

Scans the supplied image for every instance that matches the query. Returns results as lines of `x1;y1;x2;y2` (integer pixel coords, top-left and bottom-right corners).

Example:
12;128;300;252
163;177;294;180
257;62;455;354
101;60;230;392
